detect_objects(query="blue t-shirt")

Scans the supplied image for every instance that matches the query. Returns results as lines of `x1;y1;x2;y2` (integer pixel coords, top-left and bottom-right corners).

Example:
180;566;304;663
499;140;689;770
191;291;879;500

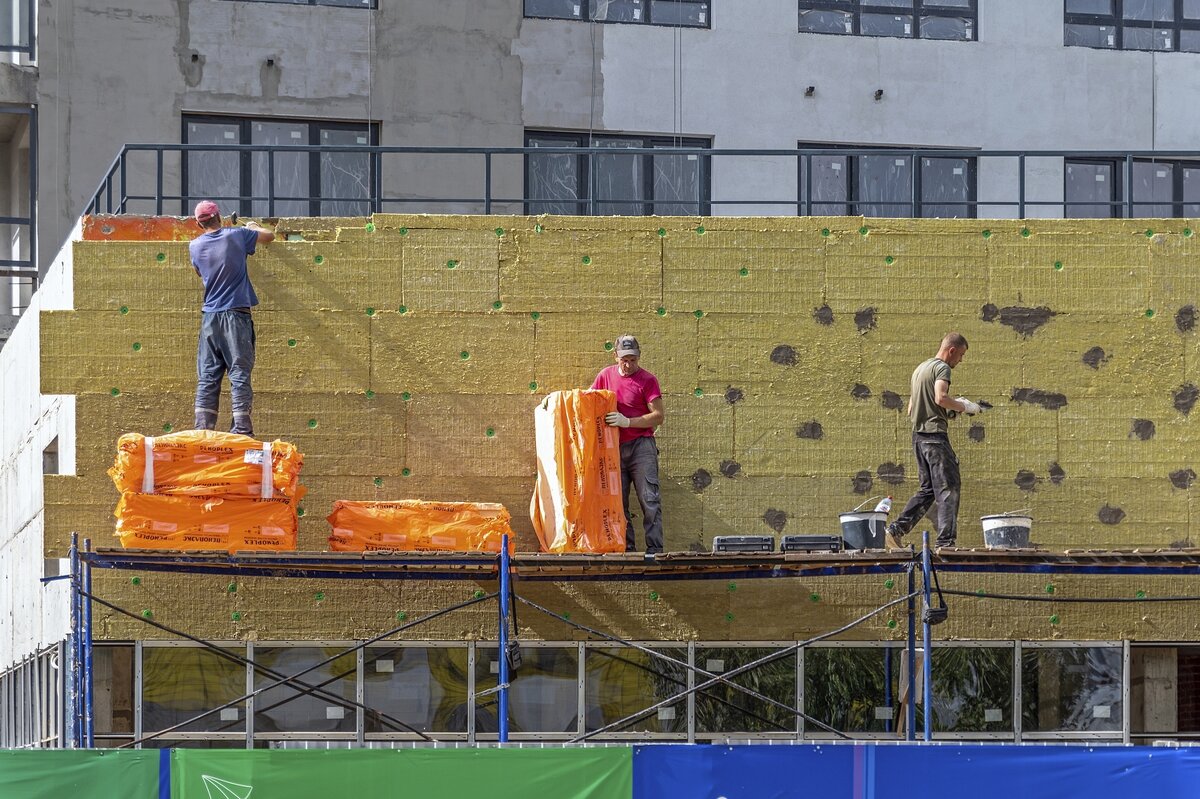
189;227;260;313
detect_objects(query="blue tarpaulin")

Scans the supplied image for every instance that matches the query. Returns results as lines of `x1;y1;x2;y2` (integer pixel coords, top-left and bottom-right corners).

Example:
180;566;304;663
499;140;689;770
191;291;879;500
632;744;1200;799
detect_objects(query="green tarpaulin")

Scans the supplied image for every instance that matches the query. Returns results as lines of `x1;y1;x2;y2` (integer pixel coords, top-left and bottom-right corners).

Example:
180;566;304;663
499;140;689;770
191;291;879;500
0;750;162;798
172;748;632;799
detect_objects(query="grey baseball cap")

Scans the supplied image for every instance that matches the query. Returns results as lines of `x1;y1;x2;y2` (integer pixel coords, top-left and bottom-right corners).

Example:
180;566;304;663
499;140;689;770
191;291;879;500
615;334;640;357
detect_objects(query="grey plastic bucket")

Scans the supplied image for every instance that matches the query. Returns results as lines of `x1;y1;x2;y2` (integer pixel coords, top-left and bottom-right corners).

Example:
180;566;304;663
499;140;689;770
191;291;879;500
838;511;887;550
981;514;1032;549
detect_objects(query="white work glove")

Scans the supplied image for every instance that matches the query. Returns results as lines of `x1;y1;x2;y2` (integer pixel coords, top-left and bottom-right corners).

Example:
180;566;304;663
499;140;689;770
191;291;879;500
605;411;631;428
956;397;983;416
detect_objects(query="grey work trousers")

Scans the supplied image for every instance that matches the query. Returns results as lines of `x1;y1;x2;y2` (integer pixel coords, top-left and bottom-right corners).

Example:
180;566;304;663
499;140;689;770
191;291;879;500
195;310;256;436
893;432;961;547
620;436;664;554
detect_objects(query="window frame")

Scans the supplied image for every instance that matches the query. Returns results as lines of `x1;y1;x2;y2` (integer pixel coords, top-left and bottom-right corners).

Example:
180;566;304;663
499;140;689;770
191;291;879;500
524;130;712;217
797;142;979;219
180;114;380;218
798;0;979;41
1064;1;1200;52
218;0;378;9
523;0;712;29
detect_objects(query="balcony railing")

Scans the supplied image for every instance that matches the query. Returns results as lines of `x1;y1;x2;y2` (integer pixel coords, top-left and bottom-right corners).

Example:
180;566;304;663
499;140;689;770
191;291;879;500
85;144;1200;221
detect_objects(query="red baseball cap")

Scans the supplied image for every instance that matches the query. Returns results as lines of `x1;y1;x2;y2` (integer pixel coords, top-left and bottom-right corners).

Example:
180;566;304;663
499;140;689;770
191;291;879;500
193;200;220;222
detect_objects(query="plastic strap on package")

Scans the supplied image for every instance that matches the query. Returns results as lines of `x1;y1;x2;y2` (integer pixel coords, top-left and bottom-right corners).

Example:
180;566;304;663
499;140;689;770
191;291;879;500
529;389;627;553
114;493;297;553
326;500;515;553
108;429;303;500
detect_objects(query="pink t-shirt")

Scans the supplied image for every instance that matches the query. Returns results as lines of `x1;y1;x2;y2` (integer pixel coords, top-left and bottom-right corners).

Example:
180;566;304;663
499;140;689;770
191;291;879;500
591;364;662;443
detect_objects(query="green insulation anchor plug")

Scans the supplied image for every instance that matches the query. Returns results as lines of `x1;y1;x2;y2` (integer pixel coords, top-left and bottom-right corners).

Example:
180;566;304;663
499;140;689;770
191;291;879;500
534;224;544;234
982;229;992;239
473;589;486;599
401;468;411;477
162;422;174;433
1145;309;1156;318
492;301;503;310
485;428;496;438
1136;589;1147;599
365;389;375;399
604;341;614;351
155;252;166;262
809;593;821;603
530;311;541;320
859;226;869;236
366;307;376;316
132;342;142;352
399;227;408;235
976;589;987;597
693;388;704;397
1053;261;1064;271
297;507;306;517
694;309;705;318
314;591;325;602
231;611;243;622
1021;228;1031;238
314;255;325;265
141;609;153;619
130;576;141;586
495;227;505;237
447;259;459;269
821;228;831;237
727;582;737;593
119;306;129;315
529;381;539;392
738;267;749;277
373;477;384;487
307;419;318;429
656;306;667;316
725;612;735;622
396;611;408;621
563;612;571;621
1044;583;1055;594
658;227;667;237
287;338;297;347
884;256;895;266
110;387;121;396
401;392;411;401
398;305;408;314
227;582;237;593
887;619;898;629
581;255;592;265
365;222;376;232
884;578;895;589
1049;614;1060;625
649;591;660;602
460;350;470;360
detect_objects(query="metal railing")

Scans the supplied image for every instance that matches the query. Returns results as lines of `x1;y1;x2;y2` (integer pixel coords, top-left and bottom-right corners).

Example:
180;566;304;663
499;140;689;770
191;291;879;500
0;0;35;58
84;144;1200;220
0;103;36;282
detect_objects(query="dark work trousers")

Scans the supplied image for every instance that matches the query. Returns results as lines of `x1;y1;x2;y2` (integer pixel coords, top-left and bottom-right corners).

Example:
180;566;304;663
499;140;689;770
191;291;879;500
620;436;664;553
194;310;256;437
893;432;961;546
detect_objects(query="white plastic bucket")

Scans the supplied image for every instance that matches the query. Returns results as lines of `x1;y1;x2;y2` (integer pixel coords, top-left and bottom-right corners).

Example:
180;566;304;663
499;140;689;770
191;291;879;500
838;511;887;550
981;514;1032;549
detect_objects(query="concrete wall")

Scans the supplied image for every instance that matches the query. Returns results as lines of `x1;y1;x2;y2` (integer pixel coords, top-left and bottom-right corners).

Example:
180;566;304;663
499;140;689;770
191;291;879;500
33;213;1200;645
24;0;1200;277
0;221;75;669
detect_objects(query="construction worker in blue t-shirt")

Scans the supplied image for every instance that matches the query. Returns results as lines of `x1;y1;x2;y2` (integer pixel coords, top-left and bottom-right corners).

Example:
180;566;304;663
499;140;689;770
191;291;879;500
188;200;275;437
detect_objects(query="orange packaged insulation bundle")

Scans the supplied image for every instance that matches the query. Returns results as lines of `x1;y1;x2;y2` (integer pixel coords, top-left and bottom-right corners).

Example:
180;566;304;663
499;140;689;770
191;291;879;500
115;493;297;553
327;500;515;553
109;430;304;499
110;429;305;552
529;389;627;553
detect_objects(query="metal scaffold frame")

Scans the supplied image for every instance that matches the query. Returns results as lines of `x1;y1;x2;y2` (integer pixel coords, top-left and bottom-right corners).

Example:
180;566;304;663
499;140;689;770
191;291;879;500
61;533;1200;748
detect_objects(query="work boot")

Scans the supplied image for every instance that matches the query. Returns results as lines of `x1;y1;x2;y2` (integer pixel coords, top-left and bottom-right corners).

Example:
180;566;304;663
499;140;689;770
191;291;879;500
884;523;905;549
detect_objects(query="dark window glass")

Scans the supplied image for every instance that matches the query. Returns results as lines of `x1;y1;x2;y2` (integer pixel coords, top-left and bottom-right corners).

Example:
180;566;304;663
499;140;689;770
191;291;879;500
1021;647;1123;733
651;0;709;26
1065;160;1118;218
859;154;914;216
920;14;973;39
524;131;711;216
143;647;247;734
1132;161;1174;217
799;9;854;33
183;115;376;217
1186;0;1200;19
592;0;644;22
803;154;851;215
476;647;580;734
1181;28;1200;50
1124;0;1173;21
363;647;470;734
526;0;584;18
801;146;975;218
1066;0;1113;11
1184;167;1200;216
695;648;798;734
584;647;688;734
253;647;357;734
1123;25;1173;50
861;12;912;36
921;156;972;218
220;0;375;7
1065;23;1117;46
931;647;1014;733
805;647;904;733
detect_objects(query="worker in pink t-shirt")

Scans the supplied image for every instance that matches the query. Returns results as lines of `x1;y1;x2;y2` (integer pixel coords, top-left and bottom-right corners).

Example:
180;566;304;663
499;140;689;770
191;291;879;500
591;334;665;554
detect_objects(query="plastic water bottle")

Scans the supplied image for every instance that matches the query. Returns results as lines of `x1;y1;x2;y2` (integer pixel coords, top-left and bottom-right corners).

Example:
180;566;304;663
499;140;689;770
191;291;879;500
874;496;892;514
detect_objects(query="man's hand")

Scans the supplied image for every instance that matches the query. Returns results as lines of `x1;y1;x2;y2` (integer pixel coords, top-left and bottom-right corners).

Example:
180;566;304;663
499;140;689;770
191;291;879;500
956;397;983;415
605;411;631;428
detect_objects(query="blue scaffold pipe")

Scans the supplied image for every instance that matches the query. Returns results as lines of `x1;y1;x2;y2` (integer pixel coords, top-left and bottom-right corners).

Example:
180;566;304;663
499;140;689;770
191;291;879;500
498;534;511;743
84;538;95;747
921;530;933;742
906;563;917;741
68;533;81;748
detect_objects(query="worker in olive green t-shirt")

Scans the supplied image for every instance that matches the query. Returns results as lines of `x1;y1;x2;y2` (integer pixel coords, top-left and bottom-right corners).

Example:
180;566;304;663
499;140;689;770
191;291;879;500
886;332;985;548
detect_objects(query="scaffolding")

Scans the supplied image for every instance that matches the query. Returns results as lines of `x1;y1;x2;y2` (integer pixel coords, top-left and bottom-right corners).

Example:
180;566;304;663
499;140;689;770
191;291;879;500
55;533;1200;749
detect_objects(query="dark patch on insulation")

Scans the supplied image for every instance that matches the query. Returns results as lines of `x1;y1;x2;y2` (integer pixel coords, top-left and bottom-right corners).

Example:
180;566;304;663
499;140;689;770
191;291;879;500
812;304;834;326
1170;468;1197;490
1130;419;1156;441
1171;538;1195;550
852;471;874;495
770;345;797;367
719;459;741;479
762;509;788;533
724;386;744;404
980;303;1058;337
968;423;985;443
854;307;877;332
877;463;905;485
1014;470;1040;491
1097;505;1126;525
1048;462;1066;485
880;390;903;411
851;383;872;401
1177;305;1196;334
691;469;712;492
1081;347;1109;369
796;421;824;440
1175;384;1199;415
1011;388;1068;410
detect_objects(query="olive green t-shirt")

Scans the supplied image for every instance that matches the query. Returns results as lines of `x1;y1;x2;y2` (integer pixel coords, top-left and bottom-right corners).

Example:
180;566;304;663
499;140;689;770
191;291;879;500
909;357;952;434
